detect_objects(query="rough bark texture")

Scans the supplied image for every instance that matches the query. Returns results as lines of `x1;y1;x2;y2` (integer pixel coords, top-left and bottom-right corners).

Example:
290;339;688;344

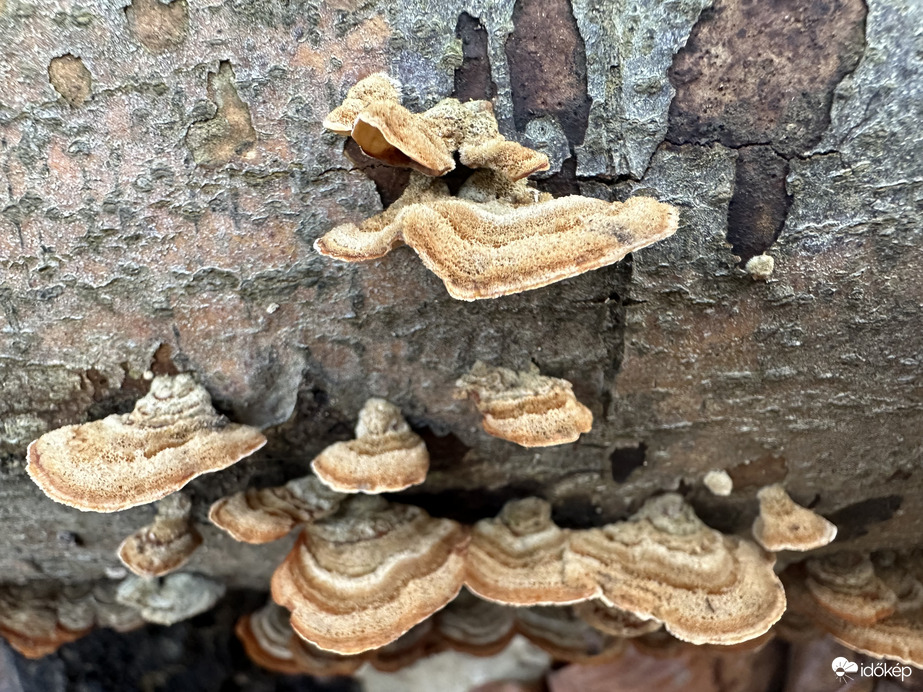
1;0;922;687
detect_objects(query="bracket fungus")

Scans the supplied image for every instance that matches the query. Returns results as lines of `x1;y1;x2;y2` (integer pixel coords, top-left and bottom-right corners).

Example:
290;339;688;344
752;484;837;552
565;493;786;646
236;601;307;676
115;572;226;626
455;362;593;447
118;493;203;577
514;606;626;664
270;496;470;654
0;585;94;658
572;600;663;638
466;498;596;606
209;475;345;544
803;553;898;625
310;398;429;494
26;374;267;512
324;73;548;180
434;590;517;657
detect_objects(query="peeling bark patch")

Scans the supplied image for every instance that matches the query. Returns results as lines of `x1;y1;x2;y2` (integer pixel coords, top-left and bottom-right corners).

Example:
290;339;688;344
726;145;792;263
506;0;590;146
453;12;496;102
827;495;902;542
609;442;646;483
47;55;92;107
185;61;257;167
726;454;787;491
667;0;866;156
124;0;189;53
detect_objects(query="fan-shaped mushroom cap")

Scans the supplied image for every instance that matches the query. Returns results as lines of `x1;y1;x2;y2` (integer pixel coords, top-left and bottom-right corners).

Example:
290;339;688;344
209;475;345;544
466;498;596;605
271;496;470;654
115;572;225;626
455;362;593;447
573;600;663;638
515;606;626;664
435;589;517;656
804;553;898;625
311;398;430;494
398;194;678;301
235;601;306;675
26;374;267;512
352;100;455;176
118;493;202;577
752;484;837;552
322;72;401;134
0;584;94;658
565;493;786;646
314;174;449;262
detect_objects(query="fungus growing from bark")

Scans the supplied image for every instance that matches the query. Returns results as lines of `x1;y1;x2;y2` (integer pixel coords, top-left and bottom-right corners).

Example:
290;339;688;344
0;585;94;658
311;398;429;494
515;606;626;664
703;469;733;496
324;74;549;180
323;72;402;134
572;600;662;638
270;496;469;654
435;589;517;656
236;601;306;676
26;374;266;512
209;475;345;543
466;498;596;605
118;492;202;577
565;493;786;645
804;553;898;625
115;572;225;626
752;484;837;552
455;362;593;447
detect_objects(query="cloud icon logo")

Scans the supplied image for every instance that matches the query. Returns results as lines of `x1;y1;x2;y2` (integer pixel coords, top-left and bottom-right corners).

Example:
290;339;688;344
832;657;859;677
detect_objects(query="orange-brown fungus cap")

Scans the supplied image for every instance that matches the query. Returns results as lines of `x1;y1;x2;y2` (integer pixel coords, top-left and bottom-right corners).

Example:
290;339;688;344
27;374;267;512
235;601;306;675
0;585;94;659
752;484;837;552
565;493;786;646
573;600;662;638
322;72;401;135
515;605;626;664
270;495;470;654
118;492;202;577
311;398;430;494
366;620;444;672
804;553;898;625
455;362;593;447
208;475;345;544
352;100;455;176
435;589;517;657
466;498;597;606
398;194;678;300
313;173;449;261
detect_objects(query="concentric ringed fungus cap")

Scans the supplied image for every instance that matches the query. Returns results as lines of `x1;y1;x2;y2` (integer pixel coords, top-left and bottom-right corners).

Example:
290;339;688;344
804;553;898;625
0;585;94;659
311;398;430;494
434;589;517;657
118;492;203;577
270;495;470;654
565;493;786;646
514;605;626;664
208;475;345;544
466;497;597;606
455;362;593;447
752;484;837;552
27;374;267;512
235;601;306;675
115;572;226;626
398;194;678;300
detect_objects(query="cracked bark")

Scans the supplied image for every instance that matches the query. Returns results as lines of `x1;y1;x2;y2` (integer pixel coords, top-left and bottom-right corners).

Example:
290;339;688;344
1;0;922;688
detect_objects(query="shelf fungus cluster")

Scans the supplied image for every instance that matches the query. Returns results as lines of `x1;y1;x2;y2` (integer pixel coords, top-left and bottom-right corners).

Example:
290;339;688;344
118;493;203;577
26;374;266;512
455;362;593;447
315;73;679;300
784;552;923;668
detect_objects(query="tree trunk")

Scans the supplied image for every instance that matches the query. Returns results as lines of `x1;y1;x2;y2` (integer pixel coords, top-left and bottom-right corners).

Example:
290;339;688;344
1;0;920;686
